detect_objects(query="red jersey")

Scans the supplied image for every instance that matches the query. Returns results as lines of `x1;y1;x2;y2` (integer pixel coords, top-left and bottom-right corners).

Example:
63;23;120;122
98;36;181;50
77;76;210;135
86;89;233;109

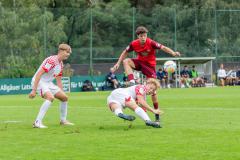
126;38;163;66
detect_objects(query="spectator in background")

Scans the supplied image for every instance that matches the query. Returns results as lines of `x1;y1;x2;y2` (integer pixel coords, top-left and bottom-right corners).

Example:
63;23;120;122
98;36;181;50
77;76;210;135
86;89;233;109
217;64;227;86
168;66;179;88
190;65;204;87
106;68;120;89
180;65;191;88
237;69;240;85
157;68;168;88
122;71;129;87
82;80;94;91
225;70;237;86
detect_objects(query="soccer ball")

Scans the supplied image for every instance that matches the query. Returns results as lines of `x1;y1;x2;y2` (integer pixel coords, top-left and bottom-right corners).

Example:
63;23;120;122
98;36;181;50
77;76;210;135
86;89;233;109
163;60;176;73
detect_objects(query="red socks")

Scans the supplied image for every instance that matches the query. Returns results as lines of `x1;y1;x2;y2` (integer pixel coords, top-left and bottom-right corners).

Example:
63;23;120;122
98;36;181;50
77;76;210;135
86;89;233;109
153;102;158;109
128;74;134;81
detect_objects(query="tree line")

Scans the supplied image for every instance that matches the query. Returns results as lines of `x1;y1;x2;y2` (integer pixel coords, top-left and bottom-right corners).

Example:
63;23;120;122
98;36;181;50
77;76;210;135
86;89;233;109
0;0;239;78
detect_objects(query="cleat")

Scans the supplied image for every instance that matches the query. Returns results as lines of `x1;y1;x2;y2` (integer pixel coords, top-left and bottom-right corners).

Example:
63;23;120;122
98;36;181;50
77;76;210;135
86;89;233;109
145;120;161;128
118;113;136;121
155;120;160;125
60;120;74;126
33;121;47;128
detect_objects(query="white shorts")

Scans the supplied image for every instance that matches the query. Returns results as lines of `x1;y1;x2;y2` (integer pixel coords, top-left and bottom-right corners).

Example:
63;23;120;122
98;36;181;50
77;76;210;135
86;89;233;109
107;88;134;109
32;80;60;97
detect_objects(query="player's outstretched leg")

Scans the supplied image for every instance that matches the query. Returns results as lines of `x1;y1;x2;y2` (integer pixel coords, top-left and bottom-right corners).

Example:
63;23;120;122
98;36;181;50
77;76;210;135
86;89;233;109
118;113;136;121
109;103;136;121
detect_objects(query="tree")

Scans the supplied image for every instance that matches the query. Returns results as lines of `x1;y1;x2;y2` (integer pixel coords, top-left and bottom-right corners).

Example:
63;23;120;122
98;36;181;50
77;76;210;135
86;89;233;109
0;2;67;78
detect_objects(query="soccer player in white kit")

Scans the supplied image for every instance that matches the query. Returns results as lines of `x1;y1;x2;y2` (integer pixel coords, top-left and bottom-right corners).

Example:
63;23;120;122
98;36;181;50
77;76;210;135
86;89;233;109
29;44;74;128
107;78;163;128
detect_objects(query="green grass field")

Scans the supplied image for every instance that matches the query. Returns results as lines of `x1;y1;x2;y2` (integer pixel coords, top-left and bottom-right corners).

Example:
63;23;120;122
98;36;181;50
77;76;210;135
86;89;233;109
0;87;240;160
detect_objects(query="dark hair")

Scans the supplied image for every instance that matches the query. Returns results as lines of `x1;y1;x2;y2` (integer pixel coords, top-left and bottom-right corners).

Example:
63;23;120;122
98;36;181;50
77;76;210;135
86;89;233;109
136;26;148;35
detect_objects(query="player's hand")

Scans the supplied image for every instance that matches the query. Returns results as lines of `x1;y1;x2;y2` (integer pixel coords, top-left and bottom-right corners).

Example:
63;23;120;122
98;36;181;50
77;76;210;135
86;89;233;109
174;52;181;57
112;63;120;72
153;109;160;114
29;90;36;99
159;110;164;115
153;109;164;115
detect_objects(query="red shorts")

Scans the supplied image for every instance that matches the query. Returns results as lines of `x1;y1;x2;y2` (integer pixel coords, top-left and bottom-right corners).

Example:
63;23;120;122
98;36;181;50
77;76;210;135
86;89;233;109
132;59;156;78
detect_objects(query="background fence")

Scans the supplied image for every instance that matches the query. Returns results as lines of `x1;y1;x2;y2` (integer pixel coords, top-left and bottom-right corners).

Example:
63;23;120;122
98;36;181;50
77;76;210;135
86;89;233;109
0;6;240;78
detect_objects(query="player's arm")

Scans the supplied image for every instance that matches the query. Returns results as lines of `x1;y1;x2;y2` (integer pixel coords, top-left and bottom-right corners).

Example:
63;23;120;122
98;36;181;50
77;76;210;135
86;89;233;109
161;46;180;57
29;69;45;99
56;76;63;91
136;95;160;114
151;40;180;57
112;49;129;72
112;43;134;72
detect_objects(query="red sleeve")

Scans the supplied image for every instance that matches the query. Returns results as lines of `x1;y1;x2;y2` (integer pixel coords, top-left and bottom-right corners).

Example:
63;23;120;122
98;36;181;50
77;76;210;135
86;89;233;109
125;43;134;52
135;85;147;96
42;58;55;73
151;40;163;49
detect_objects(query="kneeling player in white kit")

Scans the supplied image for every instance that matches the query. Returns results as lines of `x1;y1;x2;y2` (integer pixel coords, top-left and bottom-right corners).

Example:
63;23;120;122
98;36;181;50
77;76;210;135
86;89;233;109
107;78;163;128
29;43;74;128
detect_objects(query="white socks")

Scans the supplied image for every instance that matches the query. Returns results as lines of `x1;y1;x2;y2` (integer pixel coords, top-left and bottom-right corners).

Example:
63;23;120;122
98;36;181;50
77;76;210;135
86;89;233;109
60;101;68;121
114;107;151;121
36;100;52;122
134;107;151;121
114;108;123;116
35;100;68;123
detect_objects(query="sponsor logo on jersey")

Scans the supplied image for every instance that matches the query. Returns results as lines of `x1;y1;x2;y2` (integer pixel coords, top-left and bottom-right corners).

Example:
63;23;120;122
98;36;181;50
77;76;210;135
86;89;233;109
140;52;149;56
44;63;52;70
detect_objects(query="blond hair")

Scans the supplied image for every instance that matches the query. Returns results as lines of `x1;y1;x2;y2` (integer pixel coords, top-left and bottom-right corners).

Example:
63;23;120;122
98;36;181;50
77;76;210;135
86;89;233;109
58;43;71;53
146;78;160;89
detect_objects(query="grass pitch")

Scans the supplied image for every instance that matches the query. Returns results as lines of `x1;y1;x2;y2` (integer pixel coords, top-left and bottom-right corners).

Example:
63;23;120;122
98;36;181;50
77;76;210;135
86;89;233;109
0;87;240;160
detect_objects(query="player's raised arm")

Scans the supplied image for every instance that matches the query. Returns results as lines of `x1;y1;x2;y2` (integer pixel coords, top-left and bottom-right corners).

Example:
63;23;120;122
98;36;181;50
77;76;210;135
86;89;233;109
161;46;181;57
29;68;45;99
112;50;129;72
151;39;180;57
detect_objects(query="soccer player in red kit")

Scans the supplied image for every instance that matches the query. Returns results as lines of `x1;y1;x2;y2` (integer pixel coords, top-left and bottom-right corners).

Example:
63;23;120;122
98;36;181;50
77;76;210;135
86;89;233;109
112;26;180;124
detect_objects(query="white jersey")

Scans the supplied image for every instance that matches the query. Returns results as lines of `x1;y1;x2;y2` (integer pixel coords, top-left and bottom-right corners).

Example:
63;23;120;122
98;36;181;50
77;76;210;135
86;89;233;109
107;85;147;107
124;84;147;100
32;55;63;82
217;69;226;78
